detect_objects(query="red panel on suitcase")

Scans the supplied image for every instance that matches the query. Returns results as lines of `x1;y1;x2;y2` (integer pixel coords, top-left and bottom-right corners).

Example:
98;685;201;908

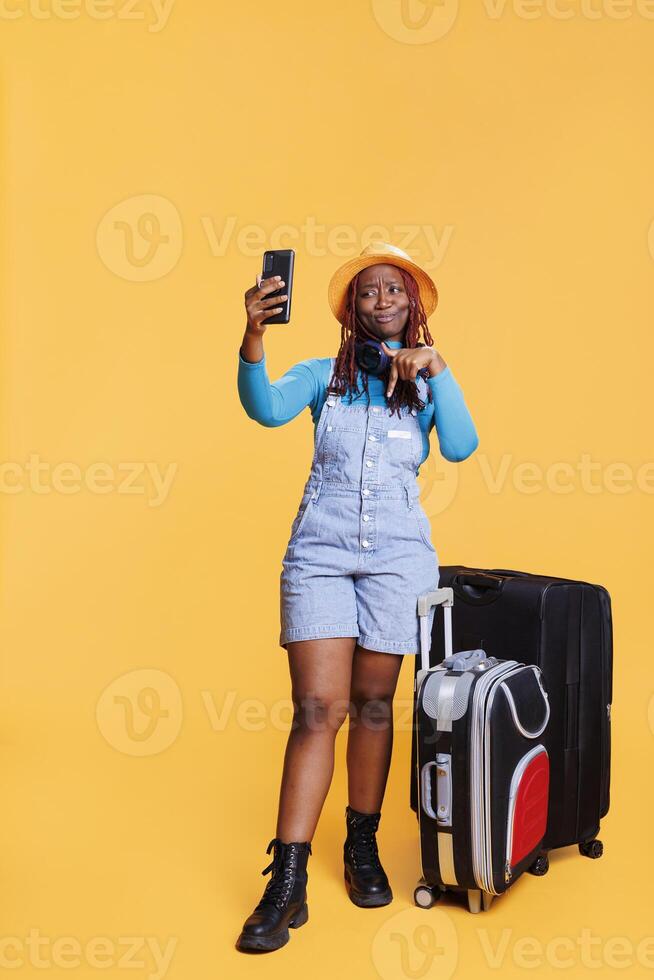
511;752;550;867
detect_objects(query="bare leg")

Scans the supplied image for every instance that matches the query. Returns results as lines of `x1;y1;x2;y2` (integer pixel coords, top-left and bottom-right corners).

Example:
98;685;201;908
346;645;404;813
275;636;357;843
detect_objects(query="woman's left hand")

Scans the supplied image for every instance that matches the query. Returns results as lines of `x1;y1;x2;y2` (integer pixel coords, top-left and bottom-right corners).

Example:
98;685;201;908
380;342;447;398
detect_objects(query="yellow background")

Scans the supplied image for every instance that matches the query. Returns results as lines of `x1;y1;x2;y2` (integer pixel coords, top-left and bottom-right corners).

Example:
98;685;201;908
1;1;653;977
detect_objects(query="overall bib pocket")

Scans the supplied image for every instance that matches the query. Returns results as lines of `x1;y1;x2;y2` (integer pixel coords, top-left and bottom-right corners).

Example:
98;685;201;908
382;424;420;482
323;421;367;483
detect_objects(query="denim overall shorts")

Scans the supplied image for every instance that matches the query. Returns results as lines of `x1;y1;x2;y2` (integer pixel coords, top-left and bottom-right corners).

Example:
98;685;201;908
279;362;440;655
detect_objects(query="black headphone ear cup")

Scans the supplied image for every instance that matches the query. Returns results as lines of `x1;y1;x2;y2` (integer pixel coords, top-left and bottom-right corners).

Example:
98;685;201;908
355;339;384;376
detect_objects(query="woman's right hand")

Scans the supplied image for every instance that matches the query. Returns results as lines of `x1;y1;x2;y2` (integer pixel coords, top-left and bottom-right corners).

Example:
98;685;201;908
244;275;288;334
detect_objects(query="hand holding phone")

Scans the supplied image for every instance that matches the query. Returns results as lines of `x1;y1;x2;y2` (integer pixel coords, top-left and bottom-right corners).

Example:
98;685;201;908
258;249;295;324
245;275;289;337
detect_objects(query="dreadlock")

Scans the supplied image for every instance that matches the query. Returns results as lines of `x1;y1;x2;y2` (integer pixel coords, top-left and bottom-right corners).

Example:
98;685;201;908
327;266;435;419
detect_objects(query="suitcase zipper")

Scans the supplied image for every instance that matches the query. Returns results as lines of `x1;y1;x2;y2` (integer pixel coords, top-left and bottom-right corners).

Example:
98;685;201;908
479;664;527;894
477;664;548;895
597;588;613;818
469;662;521;895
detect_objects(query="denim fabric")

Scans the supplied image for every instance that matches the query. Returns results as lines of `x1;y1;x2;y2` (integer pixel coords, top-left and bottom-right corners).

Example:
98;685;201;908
280;373;439;655
237;345;479;463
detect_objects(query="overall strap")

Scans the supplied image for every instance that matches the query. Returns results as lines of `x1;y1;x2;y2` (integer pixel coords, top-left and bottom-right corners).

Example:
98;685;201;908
326;356;339;407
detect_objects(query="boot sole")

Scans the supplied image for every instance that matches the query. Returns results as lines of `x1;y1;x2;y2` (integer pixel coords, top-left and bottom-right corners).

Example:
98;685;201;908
344;869;393;908
235;903;309;953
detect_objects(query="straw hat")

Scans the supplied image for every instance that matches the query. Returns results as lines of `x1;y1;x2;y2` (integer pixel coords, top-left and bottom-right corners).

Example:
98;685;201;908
327;241;438;324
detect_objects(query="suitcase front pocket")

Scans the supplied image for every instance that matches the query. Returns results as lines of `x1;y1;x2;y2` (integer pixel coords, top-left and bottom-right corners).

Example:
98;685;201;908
505;744;550;880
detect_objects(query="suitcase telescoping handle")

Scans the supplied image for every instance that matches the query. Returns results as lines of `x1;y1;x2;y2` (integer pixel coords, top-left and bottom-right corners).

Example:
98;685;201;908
417;587;453;673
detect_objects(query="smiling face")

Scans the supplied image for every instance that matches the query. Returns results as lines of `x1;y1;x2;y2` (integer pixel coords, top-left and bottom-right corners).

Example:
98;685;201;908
353;263;411;343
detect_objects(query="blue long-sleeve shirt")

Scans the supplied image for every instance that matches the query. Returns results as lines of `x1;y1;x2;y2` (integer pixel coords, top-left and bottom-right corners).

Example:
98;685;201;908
237;340;479;465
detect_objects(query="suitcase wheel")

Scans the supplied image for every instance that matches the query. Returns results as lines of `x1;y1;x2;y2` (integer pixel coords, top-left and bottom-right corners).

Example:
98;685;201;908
414;884;441;909
579;838;604;859
528;852;550;876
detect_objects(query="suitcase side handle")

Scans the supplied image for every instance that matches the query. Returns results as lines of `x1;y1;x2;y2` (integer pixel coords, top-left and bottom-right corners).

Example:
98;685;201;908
417;588;453;673
420;755;452;825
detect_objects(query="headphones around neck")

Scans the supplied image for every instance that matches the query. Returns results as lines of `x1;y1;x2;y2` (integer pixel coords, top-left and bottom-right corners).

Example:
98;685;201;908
354;338;430;380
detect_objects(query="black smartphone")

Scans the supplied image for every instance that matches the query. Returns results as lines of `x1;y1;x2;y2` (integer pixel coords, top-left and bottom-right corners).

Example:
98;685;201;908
261;249;294;324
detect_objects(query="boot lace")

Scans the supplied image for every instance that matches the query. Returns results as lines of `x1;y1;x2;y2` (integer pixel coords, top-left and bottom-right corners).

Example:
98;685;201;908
255;838;311;912
347;816;383;871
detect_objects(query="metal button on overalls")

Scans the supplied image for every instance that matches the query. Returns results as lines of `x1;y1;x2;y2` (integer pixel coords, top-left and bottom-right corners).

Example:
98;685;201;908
279;364;439;655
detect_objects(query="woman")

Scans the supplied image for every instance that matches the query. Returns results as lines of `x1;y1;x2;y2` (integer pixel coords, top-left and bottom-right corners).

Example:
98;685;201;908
235;242;478;952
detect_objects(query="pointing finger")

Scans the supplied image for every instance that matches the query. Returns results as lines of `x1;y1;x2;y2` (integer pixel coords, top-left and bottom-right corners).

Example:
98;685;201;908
386;358;399;398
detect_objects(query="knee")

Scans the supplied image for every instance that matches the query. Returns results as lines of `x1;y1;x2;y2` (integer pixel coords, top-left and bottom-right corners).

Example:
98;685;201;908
349;689;394;728
291;693;350;734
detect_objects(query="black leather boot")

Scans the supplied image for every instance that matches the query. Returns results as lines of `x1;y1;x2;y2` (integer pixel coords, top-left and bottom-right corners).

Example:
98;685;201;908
236;837;312;953
343;805;393;907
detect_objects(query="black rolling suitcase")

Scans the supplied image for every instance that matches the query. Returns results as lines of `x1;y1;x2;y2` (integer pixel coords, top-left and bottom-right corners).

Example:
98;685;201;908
413;588;551;913
410;567;612;864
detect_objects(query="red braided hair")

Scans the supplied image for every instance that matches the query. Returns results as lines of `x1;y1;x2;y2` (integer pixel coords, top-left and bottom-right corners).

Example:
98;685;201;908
327;266;435;418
